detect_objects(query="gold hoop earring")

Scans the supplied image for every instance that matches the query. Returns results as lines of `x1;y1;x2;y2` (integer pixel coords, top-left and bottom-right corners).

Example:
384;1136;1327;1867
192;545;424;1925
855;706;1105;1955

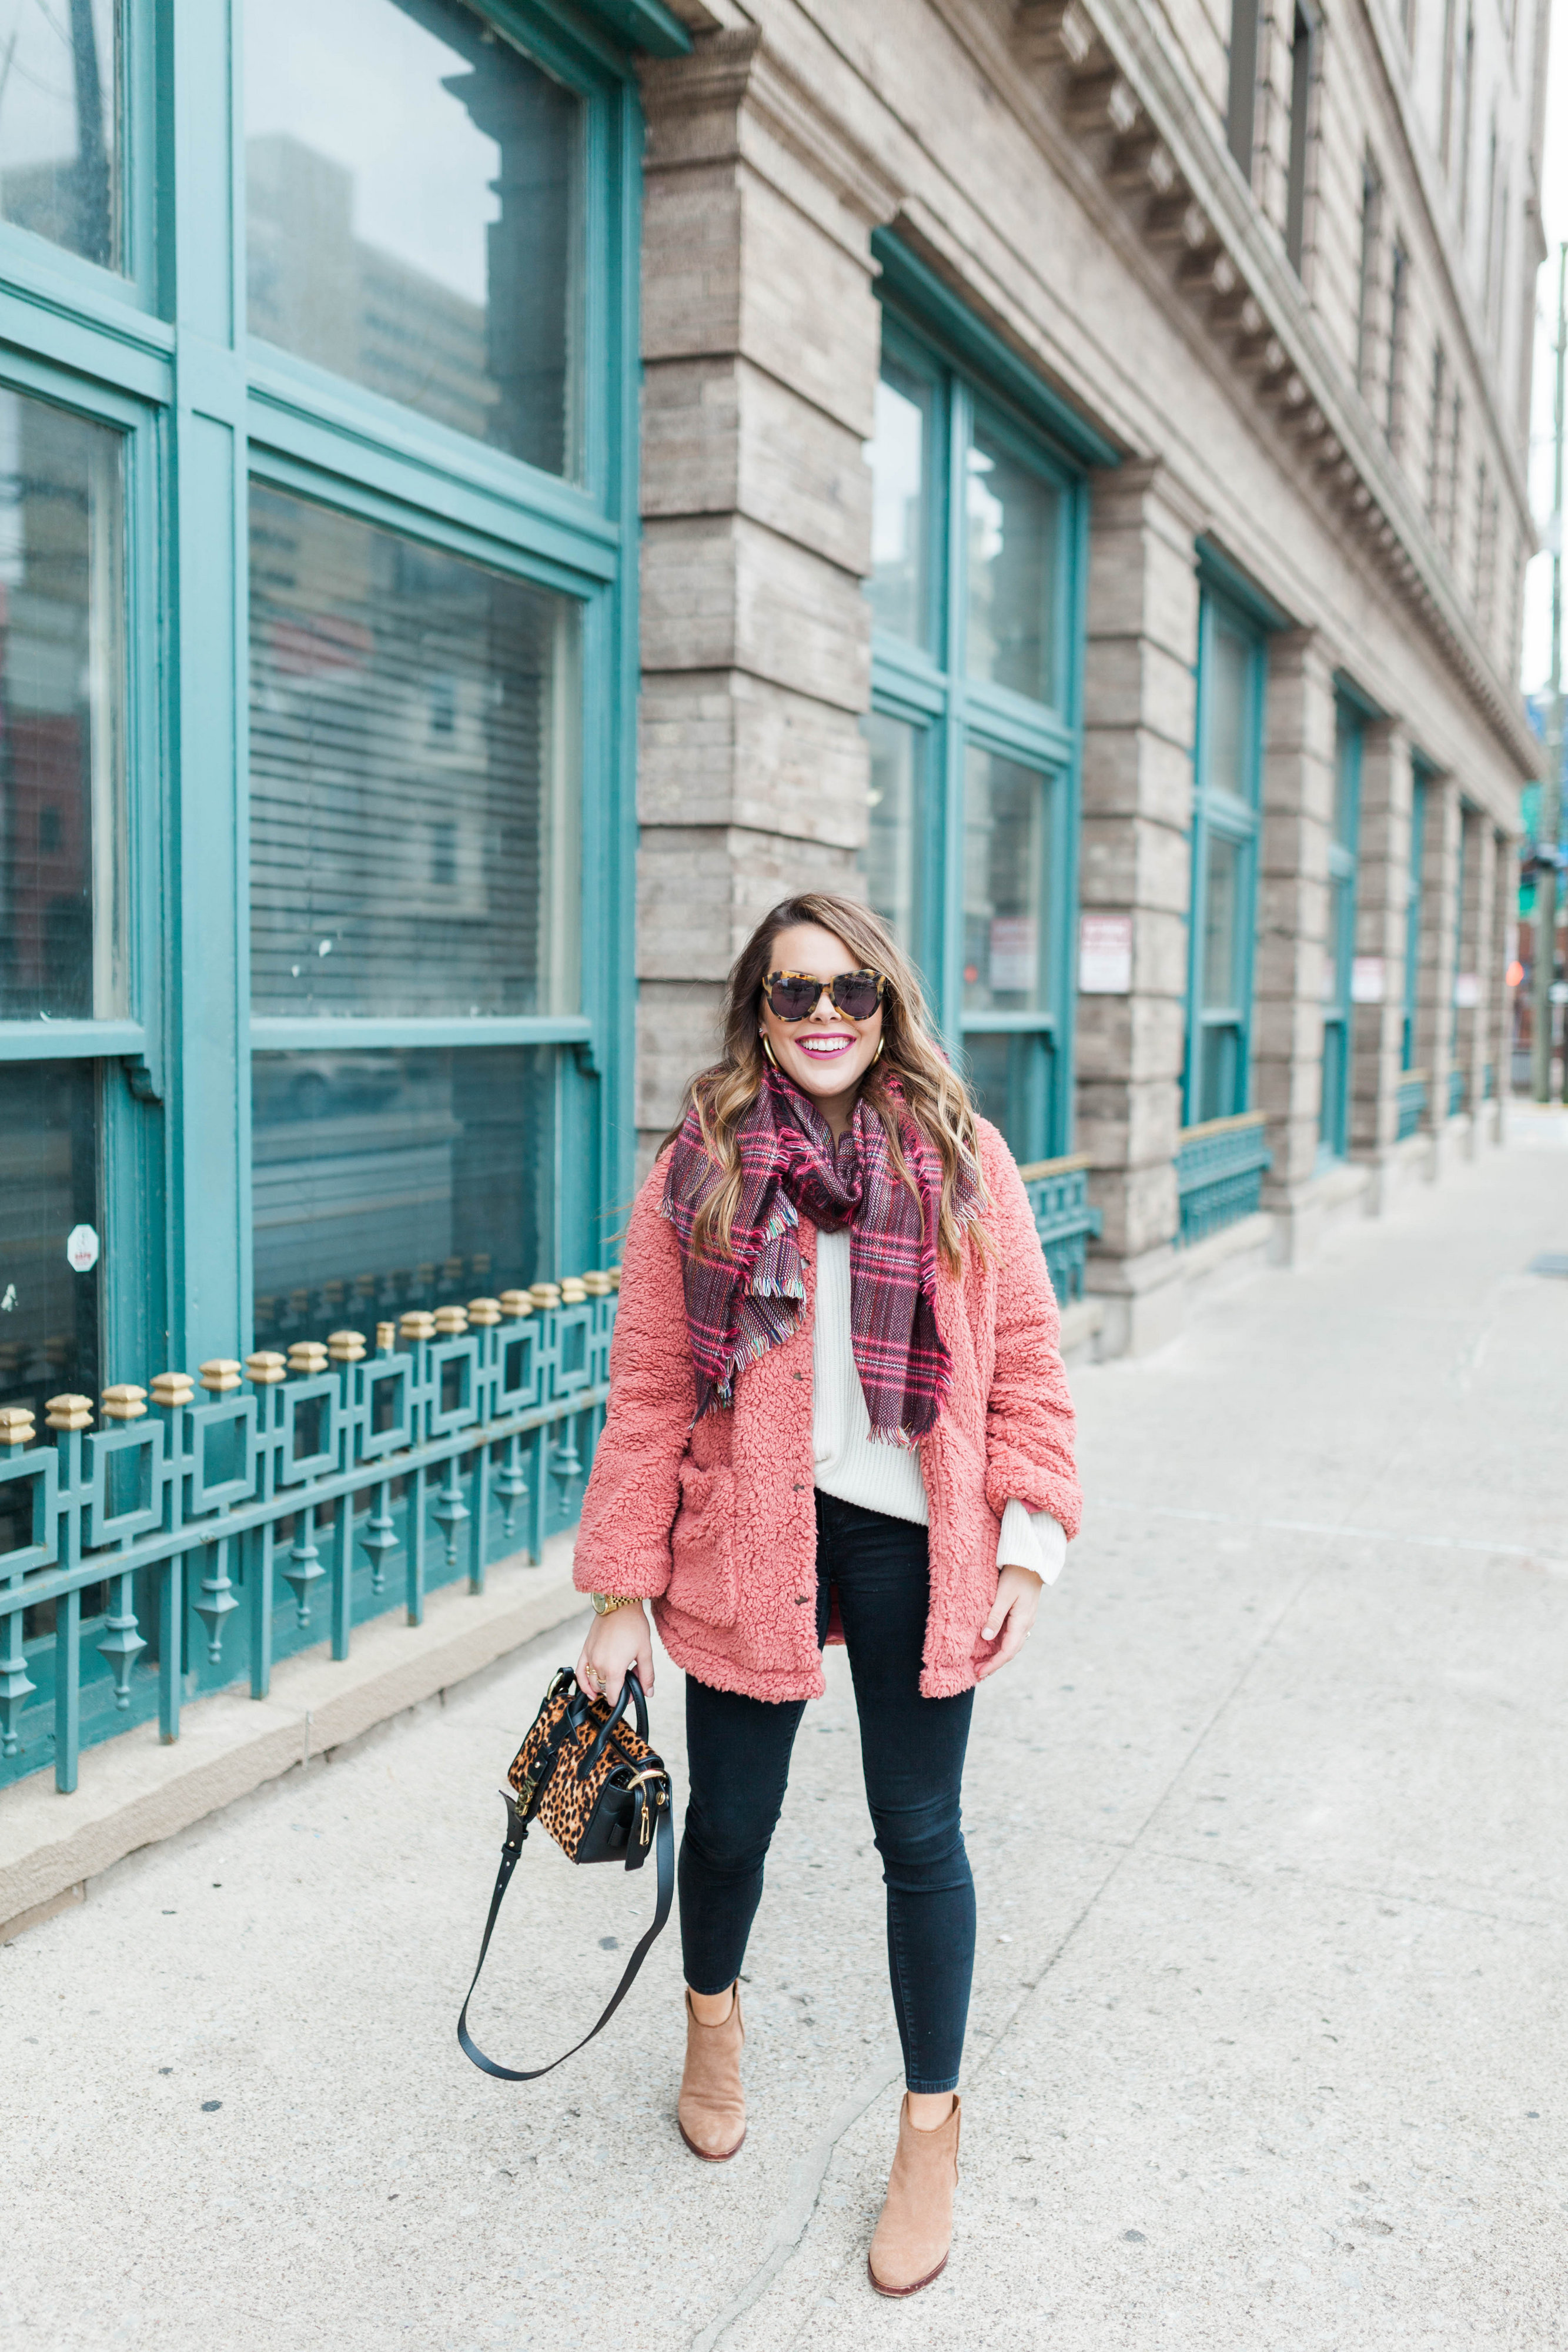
760;1034;778;1068
871;1035;884;1064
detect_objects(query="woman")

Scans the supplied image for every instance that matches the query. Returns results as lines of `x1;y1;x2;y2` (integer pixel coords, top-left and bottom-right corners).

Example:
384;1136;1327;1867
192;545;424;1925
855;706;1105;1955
572;891;1081;2296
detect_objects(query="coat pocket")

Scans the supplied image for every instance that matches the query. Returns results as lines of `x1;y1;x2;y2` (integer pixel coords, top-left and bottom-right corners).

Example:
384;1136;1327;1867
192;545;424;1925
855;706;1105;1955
666;1458;738;1628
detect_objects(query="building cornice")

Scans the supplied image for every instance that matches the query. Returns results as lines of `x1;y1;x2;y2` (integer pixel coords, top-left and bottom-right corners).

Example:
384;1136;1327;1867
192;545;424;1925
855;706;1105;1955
1005;0;1540;779
1346;0;1538;523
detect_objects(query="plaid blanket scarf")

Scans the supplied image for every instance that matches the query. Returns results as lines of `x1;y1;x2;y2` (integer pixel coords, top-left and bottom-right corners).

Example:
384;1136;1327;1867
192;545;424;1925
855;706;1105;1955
661;1067;981;1444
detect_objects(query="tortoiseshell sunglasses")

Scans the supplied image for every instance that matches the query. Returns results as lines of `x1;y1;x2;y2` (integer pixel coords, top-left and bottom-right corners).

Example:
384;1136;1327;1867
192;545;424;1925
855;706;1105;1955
763;968;887;1022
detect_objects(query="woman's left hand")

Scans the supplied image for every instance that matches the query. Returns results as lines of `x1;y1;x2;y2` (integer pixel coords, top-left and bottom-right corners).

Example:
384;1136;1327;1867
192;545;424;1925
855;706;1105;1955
975;1563;1044;1679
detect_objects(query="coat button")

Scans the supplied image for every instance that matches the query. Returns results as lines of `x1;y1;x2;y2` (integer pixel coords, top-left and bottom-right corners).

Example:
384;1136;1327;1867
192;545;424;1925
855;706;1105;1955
792;1481;804;1491
794;1595;810;1605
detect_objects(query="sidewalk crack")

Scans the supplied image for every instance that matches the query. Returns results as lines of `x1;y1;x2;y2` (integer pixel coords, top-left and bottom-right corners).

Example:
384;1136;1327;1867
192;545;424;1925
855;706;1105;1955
686;2046;903;2352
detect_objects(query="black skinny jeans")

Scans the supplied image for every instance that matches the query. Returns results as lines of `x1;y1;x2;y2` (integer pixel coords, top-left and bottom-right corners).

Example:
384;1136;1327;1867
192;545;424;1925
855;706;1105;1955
678;1492;976;2095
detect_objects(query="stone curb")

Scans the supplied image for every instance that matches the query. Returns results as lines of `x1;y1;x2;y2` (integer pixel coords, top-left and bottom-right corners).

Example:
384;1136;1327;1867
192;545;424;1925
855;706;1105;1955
0;1538;589;1940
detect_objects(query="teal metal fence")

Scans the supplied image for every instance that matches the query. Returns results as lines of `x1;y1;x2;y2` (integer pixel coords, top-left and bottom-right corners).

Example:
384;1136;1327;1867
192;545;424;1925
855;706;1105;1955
0;1280;617;1793
1018;1154;1102;1302
1396;1070;1428;1141
1176;1111;1272;1245
1447;1066;1466;1116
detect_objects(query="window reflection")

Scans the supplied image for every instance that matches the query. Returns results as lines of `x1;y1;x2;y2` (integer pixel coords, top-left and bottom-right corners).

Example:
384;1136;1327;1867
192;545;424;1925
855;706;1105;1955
0;390;125;1019
248;485;580;1020
250;1046;555;1351
860;711;923;966
1201;831;1242;1012
245;0;582;476
965;412;1059;706
0;0;119;270
1197;831;1245;1122
867;359;934;649
963;1030;1054;1164
0;1061;99;1437
1203;614;1252;801
962;747;1052;1014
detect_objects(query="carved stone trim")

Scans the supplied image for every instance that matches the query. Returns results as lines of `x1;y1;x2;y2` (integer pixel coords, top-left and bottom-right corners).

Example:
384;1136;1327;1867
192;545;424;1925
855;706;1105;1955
1005;0;1537;776
640;27;904;228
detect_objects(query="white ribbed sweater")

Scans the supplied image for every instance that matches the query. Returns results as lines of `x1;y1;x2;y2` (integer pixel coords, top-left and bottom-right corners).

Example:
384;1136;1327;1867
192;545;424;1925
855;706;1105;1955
810;1227;1066;1582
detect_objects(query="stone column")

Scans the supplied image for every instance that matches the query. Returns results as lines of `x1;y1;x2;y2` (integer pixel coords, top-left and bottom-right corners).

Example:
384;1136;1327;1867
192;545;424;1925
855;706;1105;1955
1075;462;1204;1355
1348;721;1412;1197
1415;773;1462;1171
634;30;900;1166
1255;630;1336;1257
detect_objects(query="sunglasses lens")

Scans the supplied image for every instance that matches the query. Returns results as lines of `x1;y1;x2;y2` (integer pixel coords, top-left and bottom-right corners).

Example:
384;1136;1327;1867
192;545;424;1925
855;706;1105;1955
768;978;818;1020
831;974;881;1020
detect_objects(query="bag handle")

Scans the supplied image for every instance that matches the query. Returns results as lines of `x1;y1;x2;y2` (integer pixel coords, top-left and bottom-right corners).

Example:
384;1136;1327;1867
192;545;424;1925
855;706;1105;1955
572;1665;650;1775
456;1710;673;2083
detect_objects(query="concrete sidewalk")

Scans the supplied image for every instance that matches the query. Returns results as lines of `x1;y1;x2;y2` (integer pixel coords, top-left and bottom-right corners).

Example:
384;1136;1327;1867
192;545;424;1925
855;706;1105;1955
5;1122;1567;2352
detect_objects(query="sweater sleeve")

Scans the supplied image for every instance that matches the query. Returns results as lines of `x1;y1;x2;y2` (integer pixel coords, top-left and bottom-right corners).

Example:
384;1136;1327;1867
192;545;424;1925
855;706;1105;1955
996;1500;1068;1583
979;1130;1084;1541
571;1157;695;1599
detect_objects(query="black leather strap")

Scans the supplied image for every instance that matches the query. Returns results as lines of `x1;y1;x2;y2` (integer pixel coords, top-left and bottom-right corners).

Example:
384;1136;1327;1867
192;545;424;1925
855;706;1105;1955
456;1782;674;2083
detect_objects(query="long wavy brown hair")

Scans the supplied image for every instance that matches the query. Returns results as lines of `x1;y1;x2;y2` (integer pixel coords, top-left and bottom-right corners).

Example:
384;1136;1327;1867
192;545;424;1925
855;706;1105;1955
664;892;989;1275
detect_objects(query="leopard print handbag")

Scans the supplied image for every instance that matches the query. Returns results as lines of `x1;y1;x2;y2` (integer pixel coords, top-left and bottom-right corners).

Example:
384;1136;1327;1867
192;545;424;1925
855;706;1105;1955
457;1666;674;2083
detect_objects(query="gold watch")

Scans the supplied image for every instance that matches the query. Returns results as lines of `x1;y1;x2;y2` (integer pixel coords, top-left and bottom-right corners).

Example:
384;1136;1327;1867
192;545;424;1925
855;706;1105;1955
590;1591;637;1615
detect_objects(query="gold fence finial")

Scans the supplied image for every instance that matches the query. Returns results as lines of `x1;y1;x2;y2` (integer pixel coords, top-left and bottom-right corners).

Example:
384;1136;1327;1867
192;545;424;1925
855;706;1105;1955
327;1329;366;1363
102;1385;148;1422
245;1352;287;1386
46;1393;95;1431
200;1359;242;1393
0;1405;35;1446
151;1373;195;1409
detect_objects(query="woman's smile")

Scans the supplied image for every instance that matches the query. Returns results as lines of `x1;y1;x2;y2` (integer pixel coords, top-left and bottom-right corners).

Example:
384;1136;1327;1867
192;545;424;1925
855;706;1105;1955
794;1031;855;1060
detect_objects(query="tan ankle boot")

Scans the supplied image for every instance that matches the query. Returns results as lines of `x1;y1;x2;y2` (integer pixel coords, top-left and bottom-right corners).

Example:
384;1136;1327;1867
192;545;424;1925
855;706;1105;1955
867;2093;961;2295
677;1986;745;2161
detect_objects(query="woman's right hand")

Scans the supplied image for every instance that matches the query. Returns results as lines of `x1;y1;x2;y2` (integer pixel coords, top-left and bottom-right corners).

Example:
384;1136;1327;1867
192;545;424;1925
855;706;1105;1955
574;1599;654;1707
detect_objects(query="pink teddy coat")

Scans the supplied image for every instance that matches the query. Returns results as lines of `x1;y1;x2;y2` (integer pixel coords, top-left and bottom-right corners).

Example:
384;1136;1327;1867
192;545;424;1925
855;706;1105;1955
573;1119;1082;1701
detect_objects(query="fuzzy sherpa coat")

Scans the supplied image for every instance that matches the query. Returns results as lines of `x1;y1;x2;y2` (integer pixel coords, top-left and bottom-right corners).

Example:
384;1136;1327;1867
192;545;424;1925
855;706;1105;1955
572;1119;1082;1701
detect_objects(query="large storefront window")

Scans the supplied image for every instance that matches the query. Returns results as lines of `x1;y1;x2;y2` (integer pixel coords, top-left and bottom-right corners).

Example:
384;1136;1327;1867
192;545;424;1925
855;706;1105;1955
249;490;580;1020
1318;698;1362;1160
860;259;1091;1164
0;391;125;1020
0;0;121;272
0;1060;99;1429
245;0;583;476
1184;585;1266;1127
0;0;650;1792
251;1044;557;1345
0;0;641;1416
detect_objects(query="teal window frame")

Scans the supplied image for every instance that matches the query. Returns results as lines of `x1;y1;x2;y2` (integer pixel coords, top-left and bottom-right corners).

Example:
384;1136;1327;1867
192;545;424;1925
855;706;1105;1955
1449;801;1470;1110
1318;693;1365;1163
0;0;670;1391
1182;576;1268;1128
1402;764;1429;1070
864;235;1111;1164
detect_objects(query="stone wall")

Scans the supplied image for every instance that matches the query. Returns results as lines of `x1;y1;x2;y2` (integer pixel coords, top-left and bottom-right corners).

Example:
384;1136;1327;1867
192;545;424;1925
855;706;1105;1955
631;0;1539;1318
